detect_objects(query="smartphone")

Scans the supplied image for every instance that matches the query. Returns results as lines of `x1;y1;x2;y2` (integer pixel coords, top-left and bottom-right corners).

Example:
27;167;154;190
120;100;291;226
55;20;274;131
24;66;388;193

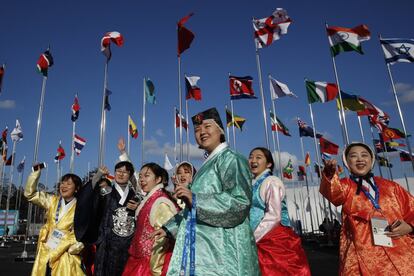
32;162;47;172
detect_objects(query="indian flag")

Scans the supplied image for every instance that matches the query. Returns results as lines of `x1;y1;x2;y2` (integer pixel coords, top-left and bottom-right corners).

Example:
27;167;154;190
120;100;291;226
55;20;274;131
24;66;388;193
327;24;370;57
306;80;338;104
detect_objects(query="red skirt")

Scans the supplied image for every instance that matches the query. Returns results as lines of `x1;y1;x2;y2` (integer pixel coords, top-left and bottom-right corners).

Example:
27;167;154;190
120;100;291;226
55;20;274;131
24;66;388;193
257;226;311;276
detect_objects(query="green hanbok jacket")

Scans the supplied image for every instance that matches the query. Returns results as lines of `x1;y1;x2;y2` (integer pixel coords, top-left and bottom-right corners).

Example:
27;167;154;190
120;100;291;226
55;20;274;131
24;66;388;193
165;143;260;275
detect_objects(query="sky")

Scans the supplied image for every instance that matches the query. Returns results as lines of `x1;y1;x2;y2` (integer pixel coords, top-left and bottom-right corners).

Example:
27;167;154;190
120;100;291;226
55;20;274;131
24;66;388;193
1;0;414;189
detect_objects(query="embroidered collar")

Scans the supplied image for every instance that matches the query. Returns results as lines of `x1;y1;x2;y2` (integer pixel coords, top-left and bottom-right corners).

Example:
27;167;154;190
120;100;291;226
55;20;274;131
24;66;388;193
135;183;164;217
204;142;228;163
114;181;130;205
252;168;271;182
58;197;77;222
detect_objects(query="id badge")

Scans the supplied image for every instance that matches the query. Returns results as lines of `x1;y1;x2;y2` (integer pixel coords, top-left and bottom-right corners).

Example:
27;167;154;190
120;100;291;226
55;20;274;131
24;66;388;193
46;229;65;250
371;217;393;247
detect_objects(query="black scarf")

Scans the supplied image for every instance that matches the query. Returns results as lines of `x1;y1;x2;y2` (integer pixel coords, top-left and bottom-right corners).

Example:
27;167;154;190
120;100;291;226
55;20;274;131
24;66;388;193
350;172;374;195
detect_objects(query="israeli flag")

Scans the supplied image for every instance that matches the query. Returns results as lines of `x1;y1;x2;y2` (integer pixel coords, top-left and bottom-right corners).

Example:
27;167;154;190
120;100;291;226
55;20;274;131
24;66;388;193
380;38;414;65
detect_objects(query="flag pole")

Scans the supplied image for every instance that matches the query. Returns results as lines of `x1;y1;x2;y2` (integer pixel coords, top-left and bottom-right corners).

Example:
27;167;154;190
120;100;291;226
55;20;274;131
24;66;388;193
16;170;23;211
98;60;109;167
225;105;231;143
70;116;76;173
127;115;130;156
174;106;177;164
369;125;383;177
142;78;146;166
384;61;414;173
3;140;16;238
357;116;365;143
254;43;270;148
178;56;183;162
185;98;190;161
300;136;315;233
270;100;283;179
269;110;278;177
230;100;237;150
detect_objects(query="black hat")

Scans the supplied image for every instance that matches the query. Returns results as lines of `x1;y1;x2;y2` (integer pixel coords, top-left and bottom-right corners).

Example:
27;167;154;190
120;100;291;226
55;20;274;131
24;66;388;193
192;108;224;131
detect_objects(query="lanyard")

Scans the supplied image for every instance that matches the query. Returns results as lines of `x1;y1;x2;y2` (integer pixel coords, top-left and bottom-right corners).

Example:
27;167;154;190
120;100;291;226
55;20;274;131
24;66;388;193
361;180;380;210
180;193;196;276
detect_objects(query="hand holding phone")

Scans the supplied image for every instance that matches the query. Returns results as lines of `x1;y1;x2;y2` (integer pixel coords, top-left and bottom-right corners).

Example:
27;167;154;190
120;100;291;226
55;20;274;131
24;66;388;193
32;162;47;172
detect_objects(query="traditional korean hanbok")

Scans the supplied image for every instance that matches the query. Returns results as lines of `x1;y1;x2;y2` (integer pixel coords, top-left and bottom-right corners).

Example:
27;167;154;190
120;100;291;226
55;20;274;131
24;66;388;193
122;184;178;276
24;170;84;276
320;173;414;275
250;169;310;276
164;143;260;276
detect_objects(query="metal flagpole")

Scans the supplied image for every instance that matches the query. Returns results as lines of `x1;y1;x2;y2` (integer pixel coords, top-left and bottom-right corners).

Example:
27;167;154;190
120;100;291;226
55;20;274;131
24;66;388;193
3;140;16;238
127;115;130;156
270;110;278;177
0;162;5;208
300;137;315;233
308;103;332;220
142;78;146;166
230;100;237;150
16;171;23;211
384;63;414;172
70;120;76;173
178;56;183;162
174;107;177;164
326;23;350;145
270;101;283;179
254;44;270;148
98;61;109;167
298;183;308;232
185;98;190;161
357;116;365;143
225;105;231;143
369;125;383;178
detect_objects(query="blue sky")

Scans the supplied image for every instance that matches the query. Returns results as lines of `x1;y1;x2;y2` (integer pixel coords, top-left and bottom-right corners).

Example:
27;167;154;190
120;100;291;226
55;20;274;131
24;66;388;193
1;0;414;188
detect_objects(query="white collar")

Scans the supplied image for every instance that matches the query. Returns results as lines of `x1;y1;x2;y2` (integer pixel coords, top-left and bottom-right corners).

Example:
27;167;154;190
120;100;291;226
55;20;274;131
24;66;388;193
252;168;271;183
204;142;228;163
135;183;164;217
58;197;77;221
114;182;130;205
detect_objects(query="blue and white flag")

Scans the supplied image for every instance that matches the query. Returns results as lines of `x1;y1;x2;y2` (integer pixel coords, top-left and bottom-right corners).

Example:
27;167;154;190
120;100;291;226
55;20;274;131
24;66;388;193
17;156;25;173
73;134;86;155
380;38;414;65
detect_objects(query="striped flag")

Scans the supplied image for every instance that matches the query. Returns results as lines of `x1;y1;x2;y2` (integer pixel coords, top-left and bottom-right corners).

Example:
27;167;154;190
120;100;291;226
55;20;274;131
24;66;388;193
36;48;54;77
185;75;202;101
71;95;80;122
54;142;66;162
101;31;124;60
175;109;188;130
73;134;86;155
253;8;292;48
380;38;414;65
128;115;138;139
306;80;338;103
269;111;290;136
326;24;370;57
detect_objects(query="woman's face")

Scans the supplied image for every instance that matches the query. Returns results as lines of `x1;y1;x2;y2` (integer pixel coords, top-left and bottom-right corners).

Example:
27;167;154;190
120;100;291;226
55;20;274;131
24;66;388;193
176;165;192;188
248;149;271;178
346;145;373;176
194;120;222;153
59;178;77;200
139;167;161;193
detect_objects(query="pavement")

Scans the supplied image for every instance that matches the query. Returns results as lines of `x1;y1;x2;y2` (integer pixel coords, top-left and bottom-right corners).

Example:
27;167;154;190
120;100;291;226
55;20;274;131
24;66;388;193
0;236;339;275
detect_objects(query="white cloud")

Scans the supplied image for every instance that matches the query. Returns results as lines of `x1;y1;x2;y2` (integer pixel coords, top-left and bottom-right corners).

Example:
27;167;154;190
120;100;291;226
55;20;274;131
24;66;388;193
384;82;414;105
143;138;204;160
155;128;165;137
0;100;15;109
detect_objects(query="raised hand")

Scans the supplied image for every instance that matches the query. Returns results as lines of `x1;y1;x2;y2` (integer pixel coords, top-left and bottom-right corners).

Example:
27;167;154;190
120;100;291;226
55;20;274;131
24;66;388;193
322;159;337;179
117;137;126;153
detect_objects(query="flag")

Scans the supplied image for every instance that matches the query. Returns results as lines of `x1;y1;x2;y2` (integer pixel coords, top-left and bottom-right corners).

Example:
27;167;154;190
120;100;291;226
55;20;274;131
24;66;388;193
36;48;54;77
1;126;8;158
380;38;414;65
283;159;294;179
306;80;339;103
253;8;292;48
298;165;306;176
319;137;339;155
177;13;195;56
297;118;322;138
175;109;188;130
382;127;406;141
322;152;333;160
373;138;399;153
399;149;414;162
17;156;25;173
104;88;112;111
71;95;80;122
73;134;86;155
0;64;4;93
164;153;173;171
305;152;311;167
270;111;290;136
314;163;321;178
338;91;365;112
269;75;297;99
101;31;124;60
10;119;23;142
229;75;256;99
226;109;246;131
54;143;66;162
144;78;156;104
185;75;202;101
5;154;13;166
368;113;390;132
357;97;386;117
376;155;392;168
326;24;371;57
128;115;138;139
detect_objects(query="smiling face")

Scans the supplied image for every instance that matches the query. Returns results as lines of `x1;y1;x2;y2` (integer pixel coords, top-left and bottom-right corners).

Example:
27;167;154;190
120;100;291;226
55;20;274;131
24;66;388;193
194;120;222;153
346;145;373;176
59;178;77;201
248;149;272;178
114;165;131;185
139;167;162;193
176;164;193;187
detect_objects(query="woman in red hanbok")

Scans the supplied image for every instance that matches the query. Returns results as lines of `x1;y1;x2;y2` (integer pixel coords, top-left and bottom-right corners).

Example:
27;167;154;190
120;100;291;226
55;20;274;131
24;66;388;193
321;142;414;275
248;147;311;276
123;163;178;276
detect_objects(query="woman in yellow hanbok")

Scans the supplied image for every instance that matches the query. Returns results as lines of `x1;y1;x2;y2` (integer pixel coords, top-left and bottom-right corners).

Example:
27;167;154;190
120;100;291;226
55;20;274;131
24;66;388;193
24;167;85;276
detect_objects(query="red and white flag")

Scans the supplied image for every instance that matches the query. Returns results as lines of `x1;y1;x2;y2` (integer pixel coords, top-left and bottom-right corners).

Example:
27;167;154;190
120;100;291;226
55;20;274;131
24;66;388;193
175;109;188;130
73;134;86;155
185;75;202;101
253;8;292;48
101;31;124;60
177;13;195;56
229;75;256;100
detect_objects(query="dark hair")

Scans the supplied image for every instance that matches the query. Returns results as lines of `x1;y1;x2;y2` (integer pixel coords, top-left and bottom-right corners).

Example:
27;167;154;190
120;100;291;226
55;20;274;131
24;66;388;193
249;147;275;174
177;162;197;176
220;134;226;143
59;173;82;196
115;161;135;177
140;163;167;187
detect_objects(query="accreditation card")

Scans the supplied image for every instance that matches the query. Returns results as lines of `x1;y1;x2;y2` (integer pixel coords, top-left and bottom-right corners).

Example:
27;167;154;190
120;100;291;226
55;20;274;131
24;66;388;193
46;229;65;250
371;217;393;247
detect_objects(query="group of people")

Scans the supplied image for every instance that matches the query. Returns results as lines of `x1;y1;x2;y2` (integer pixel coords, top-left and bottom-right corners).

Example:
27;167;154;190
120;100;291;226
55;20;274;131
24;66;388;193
23;107;414;276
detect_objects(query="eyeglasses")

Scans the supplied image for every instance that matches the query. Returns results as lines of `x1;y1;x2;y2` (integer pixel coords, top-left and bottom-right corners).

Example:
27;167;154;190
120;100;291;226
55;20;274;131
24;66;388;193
115;170;129;175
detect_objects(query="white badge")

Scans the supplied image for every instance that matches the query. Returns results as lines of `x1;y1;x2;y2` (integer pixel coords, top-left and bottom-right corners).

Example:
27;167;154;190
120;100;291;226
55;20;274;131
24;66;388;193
371;217;393;247
46;229;65;250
